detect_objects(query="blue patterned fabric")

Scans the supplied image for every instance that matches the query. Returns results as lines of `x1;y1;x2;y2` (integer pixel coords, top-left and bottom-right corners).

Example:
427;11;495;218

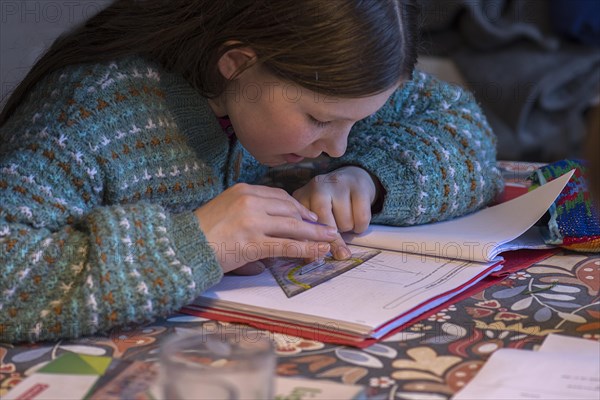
529;159;600;250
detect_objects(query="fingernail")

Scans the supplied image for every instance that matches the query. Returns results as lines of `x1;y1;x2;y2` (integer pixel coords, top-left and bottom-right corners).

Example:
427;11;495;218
308;211;318;221
318;243;330;252
326;227;338;237
338;247;351;259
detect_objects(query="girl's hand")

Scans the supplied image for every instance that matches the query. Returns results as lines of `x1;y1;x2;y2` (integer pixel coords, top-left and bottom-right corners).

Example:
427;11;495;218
194;183;338;274
292;166;381;260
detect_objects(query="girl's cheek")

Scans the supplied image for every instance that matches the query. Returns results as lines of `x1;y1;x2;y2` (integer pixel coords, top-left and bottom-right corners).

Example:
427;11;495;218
296;128;320;147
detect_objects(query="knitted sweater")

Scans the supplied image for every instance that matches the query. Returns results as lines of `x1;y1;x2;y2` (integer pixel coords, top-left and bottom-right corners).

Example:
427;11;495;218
0;56;503;343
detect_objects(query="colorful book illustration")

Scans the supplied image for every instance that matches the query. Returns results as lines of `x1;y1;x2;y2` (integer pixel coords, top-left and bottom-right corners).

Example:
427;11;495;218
266;249;380;297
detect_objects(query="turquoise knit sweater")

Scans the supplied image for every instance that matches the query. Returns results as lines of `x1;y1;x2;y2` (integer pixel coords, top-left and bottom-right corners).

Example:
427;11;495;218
0;56;503;343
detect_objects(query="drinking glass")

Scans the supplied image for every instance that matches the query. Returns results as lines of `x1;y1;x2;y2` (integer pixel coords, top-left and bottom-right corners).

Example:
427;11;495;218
159;330;275;400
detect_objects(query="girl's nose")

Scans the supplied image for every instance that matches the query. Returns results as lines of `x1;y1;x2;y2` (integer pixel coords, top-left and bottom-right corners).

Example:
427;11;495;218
322;126;351;158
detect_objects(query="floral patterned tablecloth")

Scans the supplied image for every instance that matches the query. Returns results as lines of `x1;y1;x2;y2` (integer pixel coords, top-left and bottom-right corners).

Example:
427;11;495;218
1;162;599;399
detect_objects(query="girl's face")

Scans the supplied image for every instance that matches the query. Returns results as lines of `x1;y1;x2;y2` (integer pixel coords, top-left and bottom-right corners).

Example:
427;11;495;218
210;64;398;167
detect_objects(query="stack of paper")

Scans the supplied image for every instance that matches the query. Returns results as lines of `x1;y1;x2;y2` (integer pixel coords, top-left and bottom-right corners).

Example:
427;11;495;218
452;334;600;400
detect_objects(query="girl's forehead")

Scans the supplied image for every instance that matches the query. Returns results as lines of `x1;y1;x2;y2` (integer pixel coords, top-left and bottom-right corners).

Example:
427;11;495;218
248;63;398;120
302;85;398;121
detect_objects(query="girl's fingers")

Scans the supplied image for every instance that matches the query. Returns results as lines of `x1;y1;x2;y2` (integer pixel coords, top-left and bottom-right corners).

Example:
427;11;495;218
248;185;318;221
330;234;351;261
230;260;266;276
331;194;354;233
261;239;331;260
308;196;336;229
324;206;353;260
350;192;372;234
262;197;306;221
266;216;339;242
307;197;352;261
227;239;329;261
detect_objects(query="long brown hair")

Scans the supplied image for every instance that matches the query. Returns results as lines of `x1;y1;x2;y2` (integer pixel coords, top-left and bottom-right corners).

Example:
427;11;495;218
0;0;419;127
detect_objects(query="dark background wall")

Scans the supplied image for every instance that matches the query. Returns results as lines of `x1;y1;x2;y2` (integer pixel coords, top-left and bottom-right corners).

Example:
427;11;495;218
1;0;112;108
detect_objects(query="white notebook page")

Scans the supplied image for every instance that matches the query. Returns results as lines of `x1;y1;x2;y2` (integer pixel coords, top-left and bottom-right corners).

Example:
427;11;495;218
196;246;500;337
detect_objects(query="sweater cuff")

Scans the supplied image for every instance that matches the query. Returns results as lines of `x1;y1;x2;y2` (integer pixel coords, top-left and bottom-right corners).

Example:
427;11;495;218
170;212;223;289
330;147;418;225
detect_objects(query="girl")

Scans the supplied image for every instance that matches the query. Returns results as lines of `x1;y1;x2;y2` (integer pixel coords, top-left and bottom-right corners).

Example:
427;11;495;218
0;0;503;343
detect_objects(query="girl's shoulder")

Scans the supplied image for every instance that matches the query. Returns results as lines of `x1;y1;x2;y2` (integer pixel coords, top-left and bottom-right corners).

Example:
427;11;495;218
52;55;162;80
31;56;166;104
9;55;169;120
357;70;476;125
1;56;174;147
395;70;474;107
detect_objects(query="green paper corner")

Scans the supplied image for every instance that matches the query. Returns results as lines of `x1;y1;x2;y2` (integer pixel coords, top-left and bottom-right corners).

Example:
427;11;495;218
39;353;112;376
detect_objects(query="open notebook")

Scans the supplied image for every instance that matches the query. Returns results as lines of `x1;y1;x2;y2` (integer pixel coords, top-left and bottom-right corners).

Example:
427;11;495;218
343;173;575;262
183;171;573;346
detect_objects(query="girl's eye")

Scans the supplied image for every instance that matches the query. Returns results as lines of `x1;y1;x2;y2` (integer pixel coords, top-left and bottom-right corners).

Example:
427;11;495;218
308;115;330;128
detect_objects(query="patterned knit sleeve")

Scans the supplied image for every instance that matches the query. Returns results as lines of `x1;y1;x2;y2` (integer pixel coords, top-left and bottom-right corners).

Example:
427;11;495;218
328;71;504;226
0;62;222;343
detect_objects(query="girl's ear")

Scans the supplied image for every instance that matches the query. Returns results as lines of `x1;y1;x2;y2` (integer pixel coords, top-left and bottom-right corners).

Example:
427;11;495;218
216;46;258;80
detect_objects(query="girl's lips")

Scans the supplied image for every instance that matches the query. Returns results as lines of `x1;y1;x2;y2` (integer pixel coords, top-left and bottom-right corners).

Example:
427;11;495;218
283;153;305;163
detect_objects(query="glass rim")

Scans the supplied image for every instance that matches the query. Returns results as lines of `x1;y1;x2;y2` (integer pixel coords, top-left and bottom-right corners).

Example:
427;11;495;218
160;331;275;372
